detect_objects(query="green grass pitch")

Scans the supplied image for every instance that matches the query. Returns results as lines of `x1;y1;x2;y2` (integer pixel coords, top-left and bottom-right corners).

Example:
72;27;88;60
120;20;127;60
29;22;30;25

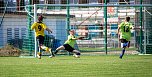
0;55;152;77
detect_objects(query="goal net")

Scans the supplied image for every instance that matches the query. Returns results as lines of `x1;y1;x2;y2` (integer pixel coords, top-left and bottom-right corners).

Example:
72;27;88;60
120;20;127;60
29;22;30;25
23;4;146;57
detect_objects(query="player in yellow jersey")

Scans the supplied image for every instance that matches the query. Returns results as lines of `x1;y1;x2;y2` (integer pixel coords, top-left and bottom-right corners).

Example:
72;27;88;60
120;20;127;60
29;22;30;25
117;16;133;59
51;30;84;58
31;15;54;59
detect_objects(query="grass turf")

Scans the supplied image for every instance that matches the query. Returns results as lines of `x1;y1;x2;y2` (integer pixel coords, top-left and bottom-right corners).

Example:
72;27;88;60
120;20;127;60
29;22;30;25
0;55;152;77
79;47;137;51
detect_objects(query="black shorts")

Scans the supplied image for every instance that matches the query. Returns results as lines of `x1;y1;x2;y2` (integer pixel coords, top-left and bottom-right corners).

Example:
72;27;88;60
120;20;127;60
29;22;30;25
120;39;128;43
36;35;44;45
63;44;75;52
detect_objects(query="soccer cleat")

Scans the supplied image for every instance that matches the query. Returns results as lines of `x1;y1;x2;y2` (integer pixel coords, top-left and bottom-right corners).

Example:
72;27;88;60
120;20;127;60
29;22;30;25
54;50;59;54
119;55;122;59
49;55;55;58
49;48;55;57
73;54;80;58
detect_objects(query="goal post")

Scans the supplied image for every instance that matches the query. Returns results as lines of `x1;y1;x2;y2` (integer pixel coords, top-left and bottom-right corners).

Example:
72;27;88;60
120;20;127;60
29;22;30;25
33;4;38;58
24;4;38;57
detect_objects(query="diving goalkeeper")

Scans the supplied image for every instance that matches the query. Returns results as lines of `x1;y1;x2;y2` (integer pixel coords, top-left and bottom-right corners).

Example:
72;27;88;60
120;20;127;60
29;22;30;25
50;30;84;58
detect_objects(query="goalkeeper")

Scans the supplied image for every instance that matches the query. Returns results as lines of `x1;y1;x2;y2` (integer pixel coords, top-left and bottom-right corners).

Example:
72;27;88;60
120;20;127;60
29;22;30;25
31;15;55;59
117;16;133;59
50;30;84;58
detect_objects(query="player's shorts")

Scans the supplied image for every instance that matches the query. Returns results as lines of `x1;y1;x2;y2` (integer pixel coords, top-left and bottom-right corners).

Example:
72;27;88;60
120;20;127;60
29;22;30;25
36;35;44;45
120;39;129;48
63;44;75;52
120;39;128;43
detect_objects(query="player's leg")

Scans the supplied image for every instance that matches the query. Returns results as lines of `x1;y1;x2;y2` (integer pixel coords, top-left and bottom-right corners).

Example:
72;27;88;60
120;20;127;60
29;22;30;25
36;37;42;59
120;47;126;59
72;50;81;58
36;36;54;58
40;45;54;56
119;39;128;59
38;35;48;52
37;35;52;59
49;45;65;58
63;44;81;58
38;36;55;57
40;45;49;51
49;48;55;57
127;41;130;48
54;45;65;54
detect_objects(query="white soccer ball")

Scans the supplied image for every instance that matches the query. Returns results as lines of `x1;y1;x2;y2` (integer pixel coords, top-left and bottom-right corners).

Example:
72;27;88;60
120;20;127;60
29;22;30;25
95;20;100;25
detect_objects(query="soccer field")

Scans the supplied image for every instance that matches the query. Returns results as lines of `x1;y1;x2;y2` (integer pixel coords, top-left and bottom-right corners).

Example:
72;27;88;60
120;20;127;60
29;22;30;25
0;55;152;77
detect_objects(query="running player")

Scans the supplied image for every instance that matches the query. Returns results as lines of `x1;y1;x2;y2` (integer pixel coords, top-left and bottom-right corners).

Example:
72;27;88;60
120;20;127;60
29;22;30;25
31;15;54;59
117;16;133;59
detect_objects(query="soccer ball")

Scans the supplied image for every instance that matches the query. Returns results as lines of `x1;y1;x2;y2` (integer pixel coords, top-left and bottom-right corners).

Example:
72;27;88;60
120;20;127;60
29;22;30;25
95;20;100;25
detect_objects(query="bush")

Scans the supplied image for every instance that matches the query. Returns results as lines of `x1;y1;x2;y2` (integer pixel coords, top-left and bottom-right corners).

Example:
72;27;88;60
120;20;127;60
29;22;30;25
0;44;21;57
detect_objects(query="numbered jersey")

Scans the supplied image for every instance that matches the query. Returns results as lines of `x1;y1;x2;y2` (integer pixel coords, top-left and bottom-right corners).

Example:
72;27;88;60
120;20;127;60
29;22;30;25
31;22;47;37
119;22;133;41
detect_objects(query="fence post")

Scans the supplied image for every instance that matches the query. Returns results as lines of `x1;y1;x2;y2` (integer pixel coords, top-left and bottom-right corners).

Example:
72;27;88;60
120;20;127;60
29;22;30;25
66;0;70;55
27;0;33;56
140;0;143;53
104;0;108;55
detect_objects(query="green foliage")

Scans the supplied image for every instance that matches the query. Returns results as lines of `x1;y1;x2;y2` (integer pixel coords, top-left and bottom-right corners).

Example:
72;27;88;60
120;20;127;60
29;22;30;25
0;55;152;77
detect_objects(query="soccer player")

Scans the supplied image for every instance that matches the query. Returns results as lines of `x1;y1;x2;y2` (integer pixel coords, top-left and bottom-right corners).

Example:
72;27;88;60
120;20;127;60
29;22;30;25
117;16;133;59
31;15;54;59
50;30;83;58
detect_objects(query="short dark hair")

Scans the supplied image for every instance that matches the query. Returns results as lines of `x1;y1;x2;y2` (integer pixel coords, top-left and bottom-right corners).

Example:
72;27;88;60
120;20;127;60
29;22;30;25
125;16;130;22
38;15;44;21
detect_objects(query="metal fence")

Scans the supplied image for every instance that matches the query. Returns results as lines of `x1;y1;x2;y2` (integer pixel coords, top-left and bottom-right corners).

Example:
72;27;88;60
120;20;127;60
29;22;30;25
0;1;152;56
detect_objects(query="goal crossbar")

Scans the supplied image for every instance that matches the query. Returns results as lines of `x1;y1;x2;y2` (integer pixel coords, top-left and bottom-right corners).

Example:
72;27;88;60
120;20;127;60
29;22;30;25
26;4;152;7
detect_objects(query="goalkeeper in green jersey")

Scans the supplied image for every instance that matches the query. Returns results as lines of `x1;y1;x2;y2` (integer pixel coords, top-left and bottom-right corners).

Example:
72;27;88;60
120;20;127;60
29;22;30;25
50;30;84;58
117;16;133;59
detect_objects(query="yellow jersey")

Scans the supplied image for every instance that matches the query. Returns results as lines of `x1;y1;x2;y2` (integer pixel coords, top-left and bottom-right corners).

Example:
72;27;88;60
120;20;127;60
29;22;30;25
31;22;47;37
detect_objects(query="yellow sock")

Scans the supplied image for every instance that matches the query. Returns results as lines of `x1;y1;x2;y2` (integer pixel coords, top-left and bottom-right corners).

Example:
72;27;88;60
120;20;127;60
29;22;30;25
37;52;41;55
41;46;50;52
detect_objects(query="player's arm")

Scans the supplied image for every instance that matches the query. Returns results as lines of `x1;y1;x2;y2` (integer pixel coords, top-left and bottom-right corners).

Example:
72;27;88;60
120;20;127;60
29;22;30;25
69;35;79;40
129;23;134;29
71;36;78;40
71;35;84;40
46;28;52;33
31;22;36;30
43;23;52;33
77;36;85;40
117;22;124;34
